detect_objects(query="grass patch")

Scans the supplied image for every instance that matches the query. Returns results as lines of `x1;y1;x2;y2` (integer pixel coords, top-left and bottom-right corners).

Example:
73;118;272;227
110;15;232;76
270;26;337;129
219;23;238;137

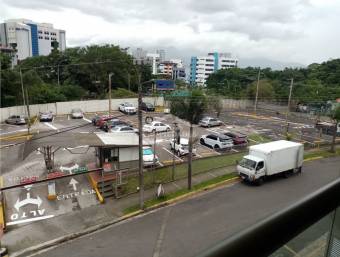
123;172;237;215
304;148;340;159
120;153;243;196
248;134;272;144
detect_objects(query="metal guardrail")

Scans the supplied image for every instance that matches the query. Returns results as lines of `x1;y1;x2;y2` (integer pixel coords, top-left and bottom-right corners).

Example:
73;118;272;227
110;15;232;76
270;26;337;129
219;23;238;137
197;177;340;257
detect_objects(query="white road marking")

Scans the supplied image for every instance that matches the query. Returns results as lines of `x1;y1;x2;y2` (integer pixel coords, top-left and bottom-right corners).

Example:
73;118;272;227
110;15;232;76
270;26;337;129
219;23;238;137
172;182;182;189
162;147;183;161
152;209;171;257
83;117;91;123
43;122;58;130
68;115;70;120
231;148;239;153
199;143;221;155
6;215;55;226
0;129;27;135
208;172;217;177
194;153;202;158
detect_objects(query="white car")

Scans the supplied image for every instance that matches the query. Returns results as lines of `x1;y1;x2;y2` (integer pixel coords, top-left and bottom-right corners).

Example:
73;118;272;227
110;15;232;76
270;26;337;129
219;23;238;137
199;117;223;127
143;121;171;133
143;147;159;167
200;134;233;150
110;125;138;133
71;108;84;119
119;102;137;115
170;138;197;156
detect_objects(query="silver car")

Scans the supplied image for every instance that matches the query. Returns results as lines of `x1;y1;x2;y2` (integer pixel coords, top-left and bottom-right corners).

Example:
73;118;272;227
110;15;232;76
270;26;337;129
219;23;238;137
71;108;84;119
39;111;53;122
199;117;223;127
5;115;27;125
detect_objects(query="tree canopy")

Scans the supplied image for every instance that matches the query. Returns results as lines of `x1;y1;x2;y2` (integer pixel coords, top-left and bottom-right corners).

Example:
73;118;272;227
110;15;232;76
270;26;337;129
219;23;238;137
206;59;340;104
0;44;152;107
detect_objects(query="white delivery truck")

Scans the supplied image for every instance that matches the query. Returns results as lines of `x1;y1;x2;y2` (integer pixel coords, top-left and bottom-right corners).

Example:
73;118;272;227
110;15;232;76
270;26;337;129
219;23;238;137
237;140;304;185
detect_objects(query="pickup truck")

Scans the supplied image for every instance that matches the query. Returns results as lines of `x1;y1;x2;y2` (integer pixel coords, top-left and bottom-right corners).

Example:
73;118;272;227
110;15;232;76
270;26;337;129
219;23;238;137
169;138;196;156
237;140;303;185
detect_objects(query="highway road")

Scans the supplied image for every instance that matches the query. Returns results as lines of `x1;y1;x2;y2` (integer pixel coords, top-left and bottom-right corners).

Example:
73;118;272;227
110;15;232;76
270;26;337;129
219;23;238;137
34;157;340;257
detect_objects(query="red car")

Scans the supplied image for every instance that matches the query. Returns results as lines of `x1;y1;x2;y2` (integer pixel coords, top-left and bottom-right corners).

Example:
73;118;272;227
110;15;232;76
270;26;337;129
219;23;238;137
95;115;116;128
223;132;248;145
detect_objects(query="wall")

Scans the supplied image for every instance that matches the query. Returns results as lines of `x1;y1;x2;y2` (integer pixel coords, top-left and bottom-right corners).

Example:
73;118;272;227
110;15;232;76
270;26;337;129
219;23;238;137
0;97;165;122
0;97;252;122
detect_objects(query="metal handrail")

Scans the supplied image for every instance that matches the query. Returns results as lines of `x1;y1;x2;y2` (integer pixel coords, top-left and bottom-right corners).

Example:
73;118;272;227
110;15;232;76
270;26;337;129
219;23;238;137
197;177;340;257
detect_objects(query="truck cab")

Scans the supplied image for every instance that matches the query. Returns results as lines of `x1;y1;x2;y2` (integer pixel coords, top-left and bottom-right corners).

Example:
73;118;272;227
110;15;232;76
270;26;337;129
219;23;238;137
237;155;265;182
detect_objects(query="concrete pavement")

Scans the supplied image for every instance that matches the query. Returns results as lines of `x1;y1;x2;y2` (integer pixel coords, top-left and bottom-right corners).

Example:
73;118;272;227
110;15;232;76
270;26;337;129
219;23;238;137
5;156;340;257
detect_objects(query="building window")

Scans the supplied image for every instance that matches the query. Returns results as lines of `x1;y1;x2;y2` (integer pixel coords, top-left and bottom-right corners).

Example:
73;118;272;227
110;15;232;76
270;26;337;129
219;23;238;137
45;37;50;40
206;59;214;62
206;64;214;67
38;30;42;34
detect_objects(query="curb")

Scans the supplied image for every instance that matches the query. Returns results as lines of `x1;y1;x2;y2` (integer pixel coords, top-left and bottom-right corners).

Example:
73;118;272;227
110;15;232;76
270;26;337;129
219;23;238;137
9;176;239;257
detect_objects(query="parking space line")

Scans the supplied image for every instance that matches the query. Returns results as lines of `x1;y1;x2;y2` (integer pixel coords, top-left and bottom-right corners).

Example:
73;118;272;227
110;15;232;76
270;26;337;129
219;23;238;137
172;182;182;189
208;172;217;177
0;129;27;135
162;147;183;161
231;148;239;153
43;122;58;130
195;153;202;158
83;117;91;123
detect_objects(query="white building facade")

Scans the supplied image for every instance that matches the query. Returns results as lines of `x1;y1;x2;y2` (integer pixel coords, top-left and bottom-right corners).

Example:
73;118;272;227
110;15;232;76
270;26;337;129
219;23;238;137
0;19;66;60
190;52;238;86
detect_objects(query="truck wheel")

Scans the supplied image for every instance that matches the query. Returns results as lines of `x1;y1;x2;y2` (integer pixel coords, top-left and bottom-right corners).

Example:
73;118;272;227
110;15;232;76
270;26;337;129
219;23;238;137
256;177;264;186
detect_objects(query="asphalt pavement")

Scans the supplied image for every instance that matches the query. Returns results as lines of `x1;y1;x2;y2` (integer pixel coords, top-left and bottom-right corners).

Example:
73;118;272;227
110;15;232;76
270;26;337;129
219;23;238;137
33;157;340;257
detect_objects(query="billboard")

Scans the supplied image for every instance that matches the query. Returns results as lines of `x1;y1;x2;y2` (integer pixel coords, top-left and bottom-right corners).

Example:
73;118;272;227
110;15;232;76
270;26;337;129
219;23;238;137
155;80;175;91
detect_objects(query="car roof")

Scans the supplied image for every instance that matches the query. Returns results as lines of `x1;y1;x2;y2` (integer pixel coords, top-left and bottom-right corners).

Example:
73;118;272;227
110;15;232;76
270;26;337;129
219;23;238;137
224;131;246;137
208;133;230;139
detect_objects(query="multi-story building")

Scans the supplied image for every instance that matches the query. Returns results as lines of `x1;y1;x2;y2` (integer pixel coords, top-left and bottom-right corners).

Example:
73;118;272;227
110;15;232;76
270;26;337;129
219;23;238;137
190;52;238;86
158;60;186;80
0;19;66;60
156;49;165;62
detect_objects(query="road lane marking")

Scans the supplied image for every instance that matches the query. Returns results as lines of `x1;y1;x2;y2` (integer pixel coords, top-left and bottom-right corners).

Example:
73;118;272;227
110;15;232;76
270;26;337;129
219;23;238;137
152;208;171;257
0;129;27;135
162;147;183;161
6;215;55;226
44;122;58;130
83;117;91;123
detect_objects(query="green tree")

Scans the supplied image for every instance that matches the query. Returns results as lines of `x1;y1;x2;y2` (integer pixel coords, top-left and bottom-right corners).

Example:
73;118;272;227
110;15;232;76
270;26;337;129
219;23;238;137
170;89;207;189
329;106;340;153
247;79;275;101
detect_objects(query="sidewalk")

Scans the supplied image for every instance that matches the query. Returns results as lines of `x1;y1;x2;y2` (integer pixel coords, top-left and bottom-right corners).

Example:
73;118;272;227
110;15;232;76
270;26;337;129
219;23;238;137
2;165;236;255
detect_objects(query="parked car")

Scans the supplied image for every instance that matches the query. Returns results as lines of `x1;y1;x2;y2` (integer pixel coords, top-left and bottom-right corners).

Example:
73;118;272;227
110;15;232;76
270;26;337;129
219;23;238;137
71;108;84;119
5;115;27;125
223;132;248;145
143;121;171;133
39;111;53;122
103;119;131;132
95;115;116;128
200;134;233;150
143;146;159;167
141;102;155;112
119;102;137;115
110;125;138;133
170;138;197;156
199;117;223;127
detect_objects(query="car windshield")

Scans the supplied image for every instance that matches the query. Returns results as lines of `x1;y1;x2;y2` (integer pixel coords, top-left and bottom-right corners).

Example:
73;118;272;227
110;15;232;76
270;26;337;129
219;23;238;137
125;103;133;107
220;138;231;142
239;158;257;170
143;148;153;155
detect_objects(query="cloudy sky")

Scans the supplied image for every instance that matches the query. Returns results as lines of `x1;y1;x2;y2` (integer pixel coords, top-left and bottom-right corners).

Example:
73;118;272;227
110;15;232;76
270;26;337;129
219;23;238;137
1;0;340;68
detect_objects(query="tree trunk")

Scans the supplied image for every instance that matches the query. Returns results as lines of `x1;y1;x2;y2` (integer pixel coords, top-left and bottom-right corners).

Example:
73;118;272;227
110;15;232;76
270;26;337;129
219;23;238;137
188;123;193;190
331;122;337;153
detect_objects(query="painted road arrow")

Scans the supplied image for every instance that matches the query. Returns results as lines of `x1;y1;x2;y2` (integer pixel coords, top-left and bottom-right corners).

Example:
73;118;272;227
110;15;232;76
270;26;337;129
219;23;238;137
69;178;79;191
14;193;42;211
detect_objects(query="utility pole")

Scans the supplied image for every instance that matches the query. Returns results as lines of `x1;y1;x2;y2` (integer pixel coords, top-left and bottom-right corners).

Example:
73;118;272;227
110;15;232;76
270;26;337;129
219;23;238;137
254;69;261;115
127;73;131;91
57;65;60;85
137;73;144;210
108;73;114;114
20;69;31;133
25;87;31;133
172;122;178;181
0;60;2;96
286;78;294;133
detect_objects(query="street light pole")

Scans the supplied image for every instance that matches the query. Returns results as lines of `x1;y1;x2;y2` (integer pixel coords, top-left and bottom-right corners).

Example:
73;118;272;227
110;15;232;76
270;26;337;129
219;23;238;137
137;73;144;210
285;78;294;133
108;73;114;114
254;69;261;115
